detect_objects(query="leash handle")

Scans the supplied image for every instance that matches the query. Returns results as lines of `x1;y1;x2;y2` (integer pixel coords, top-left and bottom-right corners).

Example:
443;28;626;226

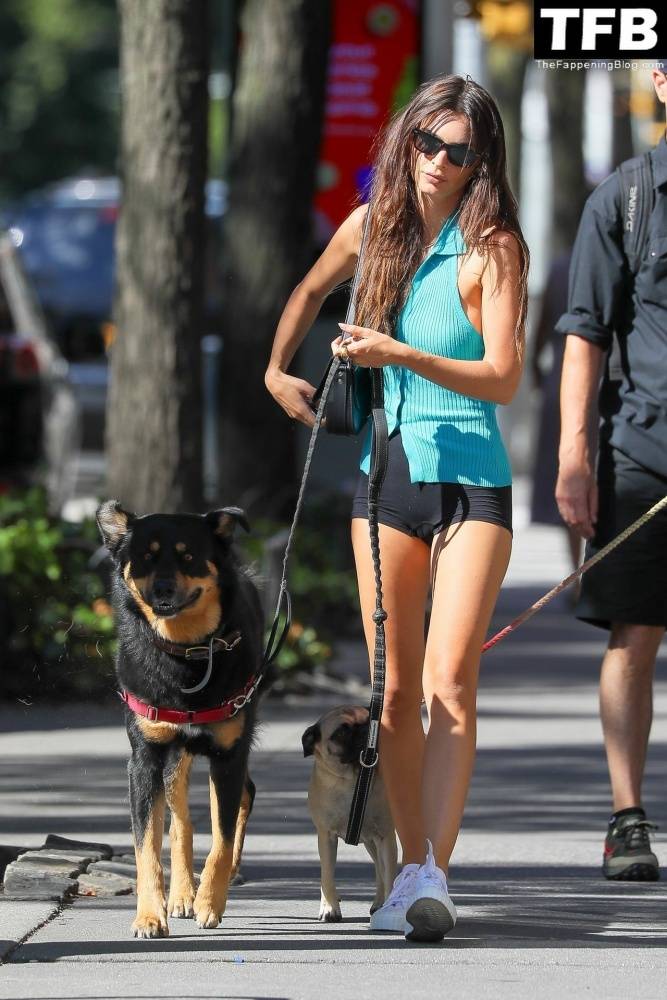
345;367;388;845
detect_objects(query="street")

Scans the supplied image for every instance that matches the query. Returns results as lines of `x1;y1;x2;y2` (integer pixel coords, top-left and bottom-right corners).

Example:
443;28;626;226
1;501;666;999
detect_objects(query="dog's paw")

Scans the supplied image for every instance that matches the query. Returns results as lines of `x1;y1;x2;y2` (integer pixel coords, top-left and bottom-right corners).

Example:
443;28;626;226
194;905;224;929
168;888;196;918
132;908;169;938
318;902;342;922
193;890;226;929
230;869;245;886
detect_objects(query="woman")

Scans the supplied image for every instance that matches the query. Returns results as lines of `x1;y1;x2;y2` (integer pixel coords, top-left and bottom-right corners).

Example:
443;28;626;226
265;75;528;943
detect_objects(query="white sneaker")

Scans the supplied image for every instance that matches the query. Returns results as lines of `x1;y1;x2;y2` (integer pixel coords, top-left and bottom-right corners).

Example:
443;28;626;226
369;864;420;932
404;840;457;942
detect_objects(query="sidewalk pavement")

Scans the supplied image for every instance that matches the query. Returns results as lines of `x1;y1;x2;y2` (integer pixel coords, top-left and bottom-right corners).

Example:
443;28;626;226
1;503;666;1000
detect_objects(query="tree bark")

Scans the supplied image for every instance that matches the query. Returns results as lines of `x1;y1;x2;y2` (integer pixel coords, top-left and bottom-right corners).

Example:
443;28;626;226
546;68;586;254
107;0;208;513
219;0;330;519
486;43;528;204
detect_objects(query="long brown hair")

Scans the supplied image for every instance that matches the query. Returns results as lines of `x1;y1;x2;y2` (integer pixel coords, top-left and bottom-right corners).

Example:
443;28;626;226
355;75;529;353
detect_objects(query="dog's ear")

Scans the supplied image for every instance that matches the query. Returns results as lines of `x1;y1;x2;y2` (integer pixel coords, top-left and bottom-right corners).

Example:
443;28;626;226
96;501;135;555
206;506;250;539
301;723;321;757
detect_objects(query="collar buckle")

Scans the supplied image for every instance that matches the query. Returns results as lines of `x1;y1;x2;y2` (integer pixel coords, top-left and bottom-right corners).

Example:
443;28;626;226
217;632;242;652
184;645;208;660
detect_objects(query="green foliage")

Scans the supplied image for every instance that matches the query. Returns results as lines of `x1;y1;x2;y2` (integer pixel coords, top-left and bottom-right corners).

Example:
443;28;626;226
392;55;419;114
0;0;119;200
0;488;116;701
275;621;332;677
0;488;343;701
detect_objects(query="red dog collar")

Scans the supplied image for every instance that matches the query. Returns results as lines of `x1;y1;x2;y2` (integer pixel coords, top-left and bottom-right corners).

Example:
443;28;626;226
119;674;258;725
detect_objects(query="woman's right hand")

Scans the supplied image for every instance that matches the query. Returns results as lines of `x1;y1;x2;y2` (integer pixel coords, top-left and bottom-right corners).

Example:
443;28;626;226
265;368;316;427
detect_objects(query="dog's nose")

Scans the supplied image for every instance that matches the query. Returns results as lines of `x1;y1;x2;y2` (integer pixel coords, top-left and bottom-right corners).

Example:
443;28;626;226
152;578;176;600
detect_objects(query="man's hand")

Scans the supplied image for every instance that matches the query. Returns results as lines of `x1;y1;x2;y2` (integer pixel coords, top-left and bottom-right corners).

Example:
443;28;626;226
556;456;598;539
264;368;316;427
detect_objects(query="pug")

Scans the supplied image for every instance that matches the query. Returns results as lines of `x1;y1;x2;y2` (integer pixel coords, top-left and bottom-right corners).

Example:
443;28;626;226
302;705;397;922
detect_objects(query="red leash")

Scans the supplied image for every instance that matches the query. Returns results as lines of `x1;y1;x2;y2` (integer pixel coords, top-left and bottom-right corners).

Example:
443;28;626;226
482;493;667;653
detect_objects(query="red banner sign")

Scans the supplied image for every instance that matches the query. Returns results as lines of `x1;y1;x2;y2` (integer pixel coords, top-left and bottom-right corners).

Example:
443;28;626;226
314;0;420;242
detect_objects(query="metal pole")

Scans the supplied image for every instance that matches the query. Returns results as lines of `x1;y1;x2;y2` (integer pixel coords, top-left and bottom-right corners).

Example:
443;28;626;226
421;0;455;81
201;334;223;503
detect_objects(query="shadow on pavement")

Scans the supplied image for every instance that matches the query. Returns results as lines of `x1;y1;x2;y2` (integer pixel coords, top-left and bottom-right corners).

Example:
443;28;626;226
10;864;667;959
1;737;665;839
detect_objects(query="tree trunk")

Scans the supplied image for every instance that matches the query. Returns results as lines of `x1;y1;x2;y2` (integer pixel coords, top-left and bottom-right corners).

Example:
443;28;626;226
219;0;330;519
486;43;528;204
107;0;208;513
546;68;586;254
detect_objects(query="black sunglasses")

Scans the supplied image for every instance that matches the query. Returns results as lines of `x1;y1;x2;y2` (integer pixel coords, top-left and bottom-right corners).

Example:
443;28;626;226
411;128;482;168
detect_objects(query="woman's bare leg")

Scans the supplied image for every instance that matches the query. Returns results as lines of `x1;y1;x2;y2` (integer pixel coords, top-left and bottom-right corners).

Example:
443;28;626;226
422;520;512;870
351;517;430;865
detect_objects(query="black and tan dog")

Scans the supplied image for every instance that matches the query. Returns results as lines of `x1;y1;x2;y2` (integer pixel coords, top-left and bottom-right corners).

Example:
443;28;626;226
302;706;397;921
97;500;263;938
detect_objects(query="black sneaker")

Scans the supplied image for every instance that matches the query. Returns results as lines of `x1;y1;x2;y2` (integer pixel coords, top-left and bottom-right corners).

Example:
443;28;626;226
603;807;659;881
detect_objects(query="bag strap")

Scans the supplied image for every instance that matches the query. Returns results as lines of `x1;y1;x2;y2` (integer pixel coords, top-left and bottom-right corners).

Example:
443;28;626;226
607;151;654;383
617;150;654;277
342;205;372;329
345;366;389;845
263;205;373;668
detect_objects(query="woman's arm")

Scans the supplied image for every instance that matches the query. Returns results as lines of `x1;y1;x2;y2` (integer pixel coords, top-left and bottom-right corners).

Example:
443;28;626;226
265;204;367;425
338;232;524;406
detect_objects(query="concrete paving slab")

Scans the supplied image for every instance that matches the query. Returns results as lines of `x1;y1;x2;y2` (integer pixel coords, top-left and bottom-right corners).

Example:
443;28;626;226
0;899;59;962
2;954;666;1000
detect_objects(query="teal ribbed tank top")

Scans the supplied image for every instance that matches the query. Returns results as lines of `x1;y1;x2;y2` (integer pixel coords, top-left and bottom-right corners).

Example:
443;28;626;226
359;213;512;487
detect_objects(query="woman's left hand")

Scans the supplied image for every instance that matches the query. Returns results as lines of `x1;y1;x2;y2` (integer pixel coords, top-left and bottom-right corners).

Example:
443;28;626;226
331;323;400;368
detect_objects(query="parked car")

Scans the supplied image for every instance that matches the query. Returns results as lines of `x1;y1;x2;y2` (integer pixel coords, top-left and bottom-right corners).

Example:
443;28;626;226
0;233;80;508
3;176;226;449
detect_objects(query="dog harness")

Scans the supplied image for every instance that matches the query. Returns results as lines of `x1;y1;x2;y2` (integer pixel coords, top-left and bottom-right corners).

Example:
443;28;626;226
119;673;259;724
119;625;262;724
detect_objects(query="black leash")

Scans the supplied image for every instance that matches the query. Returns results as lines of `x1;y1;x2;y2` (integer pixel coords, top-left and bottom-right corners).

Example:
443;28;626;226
264;207;389;844
261;356;339;669
263;361;389;844
345;367;388;844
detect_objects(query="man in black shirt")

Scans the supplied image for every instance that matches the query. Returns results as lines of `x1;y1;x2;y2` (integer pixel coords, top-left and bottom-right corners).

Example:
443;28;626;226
556;68;667;883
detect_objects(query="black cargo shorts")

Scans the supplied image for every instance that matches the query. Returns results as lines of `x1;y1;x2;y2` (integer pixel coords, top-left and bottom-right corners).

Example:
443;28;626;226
576;445;667;630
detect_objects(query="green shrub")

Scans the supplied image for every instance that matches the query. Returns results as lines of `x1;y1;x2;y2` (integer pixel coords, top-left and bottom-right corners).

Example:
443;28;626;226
0;488;116;701
0;488;343;701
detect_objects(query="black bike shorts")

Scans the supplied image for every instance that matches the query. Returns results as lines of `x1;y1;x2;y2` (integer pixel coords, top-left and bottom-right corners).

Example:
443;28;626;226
576;445;667;630
351;430;512;548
